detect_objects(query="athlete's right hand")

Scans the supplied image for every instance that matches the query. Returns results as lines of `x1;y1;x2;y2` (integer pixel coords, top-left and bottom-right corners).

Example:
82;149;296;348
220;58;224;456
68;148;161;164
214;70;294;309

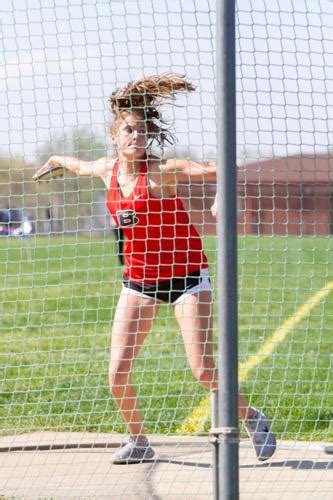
33;156;66;183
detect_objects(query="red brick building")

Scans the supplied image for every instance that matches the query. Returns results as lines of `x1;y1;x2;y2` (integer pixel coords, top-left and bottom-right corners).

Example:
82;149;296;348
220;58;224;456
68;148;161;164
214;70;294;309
182;153;333;236
237;153;333;236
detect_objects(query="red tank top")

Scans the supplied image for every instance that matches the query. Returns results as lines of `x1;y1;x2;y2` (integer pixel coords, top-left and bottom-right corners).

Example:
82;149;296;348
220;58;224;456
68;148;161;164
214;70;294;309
106;159;208;283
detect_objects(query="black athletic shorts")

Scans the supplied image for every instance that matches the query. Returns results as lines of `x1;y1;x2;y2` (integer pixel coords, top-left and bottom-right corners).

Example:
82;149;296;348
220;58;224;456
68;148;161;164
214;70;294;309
122;268;211;305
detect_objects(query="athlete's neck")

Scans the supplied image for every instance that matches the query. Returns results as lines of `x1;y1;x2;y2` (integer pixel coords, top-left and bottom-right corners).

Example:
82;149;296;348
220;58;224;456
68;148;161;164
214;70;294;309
117;154;147;176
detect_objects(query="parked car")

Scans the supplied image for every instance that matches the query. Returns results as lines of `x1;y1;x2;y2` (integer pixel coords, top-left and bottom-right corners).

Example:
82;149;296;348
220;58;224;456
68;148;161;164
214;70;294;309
0;208;33;236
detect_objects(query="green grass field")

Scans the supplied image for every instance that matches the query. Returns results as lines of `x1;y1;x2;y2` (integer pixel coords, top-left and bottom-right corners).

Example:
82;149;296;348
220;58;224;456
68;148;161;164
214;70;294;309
1;235;332;441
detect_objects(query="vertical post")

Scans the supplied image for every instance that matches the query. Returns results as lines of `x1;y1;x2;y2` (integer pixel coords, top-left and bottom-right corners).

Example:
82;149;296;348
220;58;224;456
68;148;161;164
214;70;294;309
216;0;239;498
210;389;219;499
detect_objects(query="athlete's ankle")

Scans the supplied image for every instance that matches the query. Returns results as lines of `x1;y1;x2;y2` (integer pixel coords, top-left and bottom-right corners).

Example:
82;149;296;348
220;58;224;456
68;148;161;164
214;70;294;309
130;434;149;444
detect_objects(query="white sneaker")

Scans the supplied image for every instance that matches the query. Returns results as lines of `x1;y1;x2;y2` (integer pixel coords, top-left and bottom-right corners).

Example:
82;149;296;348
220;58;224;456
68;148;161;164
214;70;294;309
111;436;155;464
244;410;277;461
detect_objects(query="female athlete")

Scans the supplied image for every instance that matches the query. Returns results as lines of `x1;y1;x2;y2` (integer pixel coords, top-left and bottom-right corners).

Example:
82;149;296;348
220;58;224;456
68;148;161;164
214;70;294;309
36;73;276;463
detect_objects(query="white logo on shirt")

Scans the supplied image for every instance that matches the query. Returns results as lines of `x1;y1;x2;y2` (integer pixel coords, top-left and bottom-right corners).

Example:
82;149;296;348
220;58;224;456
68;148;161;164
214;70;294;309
116;209;139;228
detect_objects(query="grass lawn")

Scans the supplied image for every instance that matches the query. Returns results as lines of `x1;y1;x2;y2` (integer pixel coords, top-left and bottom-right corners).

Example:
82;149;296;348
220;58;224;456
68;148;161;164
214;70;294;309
0;235;332;441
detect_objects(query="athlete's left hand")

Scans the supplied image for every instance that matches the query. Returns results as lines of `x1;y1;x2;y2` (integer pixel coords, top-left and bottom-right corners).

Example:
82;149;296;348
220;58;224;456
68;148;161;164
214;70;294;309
211;194;217;218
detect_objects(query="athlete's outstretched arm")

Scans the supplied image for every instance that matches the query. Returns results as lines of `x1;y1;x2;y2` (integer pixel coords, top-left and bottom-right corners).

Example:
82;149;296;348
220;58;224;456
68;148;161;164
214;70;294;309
37;155;112;178
159;158;216;185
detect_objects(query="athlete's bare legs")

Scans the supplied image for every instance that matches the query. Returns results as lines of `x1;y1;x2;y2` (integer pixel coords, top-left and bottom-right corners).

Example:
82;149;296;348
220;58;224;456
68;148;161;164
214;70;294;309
173;289;254;419
109;290;159;436
110;288;275;463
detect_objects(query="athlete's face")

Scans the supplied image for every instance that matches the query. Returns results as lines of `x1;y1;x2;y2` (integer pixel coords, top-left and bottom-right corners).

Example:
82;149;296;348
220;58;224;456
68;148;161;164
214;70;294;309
112;113;148;159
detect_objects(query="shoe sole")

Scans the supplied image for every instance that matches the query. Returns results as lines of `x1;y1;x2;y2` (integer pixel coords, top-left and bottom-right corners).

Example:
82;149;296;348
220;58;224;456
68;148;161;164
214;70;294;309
111;457;156;465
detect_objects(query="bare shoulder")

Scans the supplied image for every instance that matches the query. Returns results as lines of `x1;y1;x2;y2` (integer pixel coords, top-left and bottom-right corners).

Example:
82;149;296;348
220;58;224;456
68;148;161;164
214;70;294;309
147;156;174;182
147;156;182;175
94;156;116;176
155;157;180;172
93;157;116;188
146;156;176;196
153;157;217;183
147;156;165;172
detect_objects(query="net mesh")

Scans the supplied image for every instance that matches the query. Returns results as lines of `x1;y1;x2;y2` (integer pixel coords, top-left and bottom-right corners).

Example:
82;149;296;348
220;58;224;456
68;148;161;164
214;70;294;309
0;0;332;497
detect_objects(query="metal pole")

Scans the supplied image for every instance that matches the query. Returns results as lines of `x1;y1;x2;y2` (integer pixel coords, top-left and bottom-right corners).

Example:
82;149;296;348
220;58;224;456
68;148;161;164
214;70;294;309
210;389;219;499
215;0;239;498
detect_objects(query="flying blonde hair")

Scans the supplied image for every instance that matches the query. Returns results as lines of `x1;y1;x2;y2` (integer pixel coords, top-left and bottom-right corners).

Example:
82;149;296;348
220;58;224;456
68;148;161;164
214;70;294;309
109;73;196;147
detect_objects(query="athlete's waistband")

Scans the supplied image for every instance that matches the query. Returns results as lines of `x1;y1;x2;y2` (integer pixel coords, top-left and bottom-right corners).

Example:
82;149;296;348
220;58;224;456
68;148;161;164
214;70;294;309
122;268;211;304
123;264;209;285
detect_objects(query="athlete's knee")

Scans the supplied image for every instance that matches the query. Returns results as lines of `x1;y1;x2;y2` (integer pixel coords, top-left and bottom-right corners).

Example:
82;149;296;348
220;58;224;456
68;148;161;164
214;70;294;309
191;365;215;386
108;360;131;388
